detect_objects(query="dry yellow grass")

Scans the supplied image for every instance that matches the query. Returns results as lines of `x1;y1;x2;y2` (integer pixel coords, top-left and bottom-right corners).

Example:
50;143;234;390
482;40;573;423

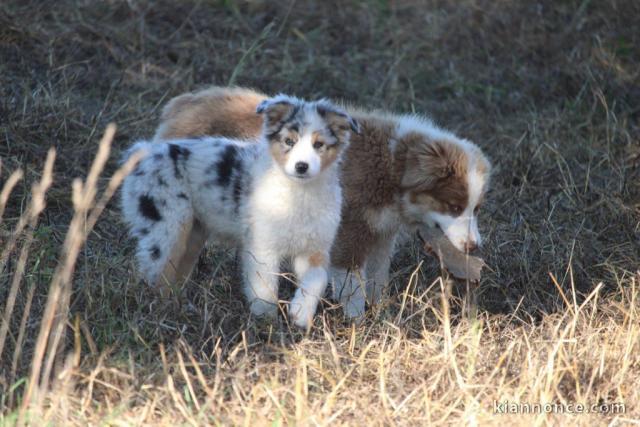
1;0;639;425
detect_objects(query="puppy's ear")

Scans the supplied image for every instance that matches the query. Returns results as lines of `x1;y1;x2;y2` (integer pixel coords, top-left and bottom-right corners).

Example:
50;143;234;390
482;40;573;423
400;136;457;190
256;97;297;124
316;101;361;139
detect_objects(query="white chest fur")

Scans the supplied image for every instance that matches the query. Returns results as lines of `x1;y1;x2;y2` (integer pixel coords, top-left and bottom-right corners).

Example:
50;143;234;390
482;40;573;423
245;163;342;257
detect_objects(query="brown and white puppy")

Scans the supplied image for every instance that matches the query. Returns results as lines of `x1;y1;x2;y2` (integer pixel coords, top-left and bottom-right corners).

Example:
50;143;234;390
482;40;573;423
154;87;491;318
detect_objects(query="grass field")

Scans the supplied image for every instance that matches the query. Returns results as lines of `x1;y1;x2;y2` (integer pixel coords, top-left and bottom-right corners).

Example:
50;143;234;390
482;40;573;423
1;0;639;425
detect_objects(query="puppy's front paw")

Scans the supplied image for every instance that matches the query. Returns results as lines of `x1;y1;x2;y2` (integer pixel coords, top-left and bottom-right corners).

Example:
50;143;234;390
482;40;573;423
289;293;316;330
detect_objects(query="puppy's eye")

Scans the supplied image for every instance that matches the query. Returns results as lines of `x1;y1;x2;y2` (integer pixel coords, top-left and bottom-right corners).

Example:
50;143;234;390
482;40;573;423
313;140;325;149
473;205;480;215
450;204;463;215
285;138;296;147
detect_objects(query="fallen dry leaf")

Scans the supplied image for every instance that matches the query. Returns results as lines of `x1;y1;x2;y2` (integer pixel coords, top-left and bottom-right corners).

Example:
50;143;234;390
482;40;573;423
419;227;485;282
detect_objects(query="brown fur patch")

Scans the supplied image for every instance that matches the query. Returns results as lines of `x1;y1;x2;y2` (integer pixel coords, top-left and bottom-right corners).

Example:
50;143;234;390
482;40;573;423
311;131;324;143
154;86;267;140
268;141;290;172
340;115;399;208
397;132;469;215
312;132;341;172
330;218;381;268
308;252;325;268
266;122;300;170
329;114;401;268
320;146;340;172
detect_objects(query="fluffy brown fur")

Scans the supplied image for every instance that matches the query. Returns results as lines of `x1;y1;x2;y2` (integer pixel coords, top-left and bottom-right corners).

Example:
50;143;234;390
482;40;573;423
397;133;472;216
154;86;266;141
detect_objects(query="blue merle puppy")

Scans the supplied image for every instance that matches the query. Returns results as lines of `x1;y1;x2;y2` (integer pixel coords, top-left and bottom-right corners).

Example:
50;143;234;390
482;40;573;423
121;94;359;329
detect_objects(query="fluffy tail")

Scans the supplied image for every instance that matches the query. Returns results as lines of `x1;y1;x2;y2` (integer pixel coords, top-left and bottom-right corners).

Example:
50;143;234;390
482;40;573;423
120;142;193;286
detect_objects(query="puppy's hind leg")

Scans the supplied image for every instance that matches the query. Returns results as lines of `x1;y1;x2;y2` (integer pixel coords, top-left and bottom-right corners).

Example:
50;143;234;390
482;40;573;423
158;216;209;296
365;238;395;306
331;267;366;320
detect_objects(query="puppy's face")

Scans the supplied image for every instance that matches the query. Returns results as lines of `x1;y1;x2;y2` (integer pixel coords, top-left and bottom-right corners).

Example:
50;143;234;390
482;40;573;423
257;96;358;181
399;133;491;253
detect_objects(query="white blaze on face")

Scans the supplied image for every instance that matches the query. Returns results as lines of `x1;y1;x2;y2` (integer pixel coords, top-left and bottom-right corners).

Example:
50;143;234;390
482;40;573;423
427;160;485;252
283;111;324;180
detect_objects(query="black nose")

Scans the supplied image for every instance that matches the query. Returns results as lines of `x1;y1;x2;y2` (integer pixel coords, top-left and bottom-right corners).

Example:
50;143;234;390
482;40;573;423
295;162;309;174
